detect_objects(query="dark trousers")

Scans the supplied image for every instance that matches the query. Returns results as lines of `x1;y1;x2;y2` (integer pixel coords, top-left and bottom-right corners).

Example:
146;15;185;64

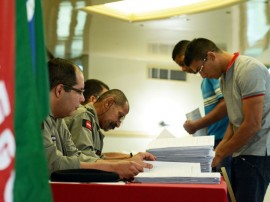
232;155;270;202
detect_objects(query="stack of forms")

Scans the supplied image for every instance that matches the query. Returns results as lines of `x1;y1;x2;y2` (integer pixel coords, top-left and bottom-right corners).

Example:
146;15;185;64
136;135;220;184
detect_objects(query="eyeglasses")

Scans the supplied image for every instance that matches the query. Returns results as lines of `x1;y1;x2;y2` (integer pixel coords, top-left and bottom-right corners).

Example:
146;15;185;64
64;85;85;95
192;58;207;74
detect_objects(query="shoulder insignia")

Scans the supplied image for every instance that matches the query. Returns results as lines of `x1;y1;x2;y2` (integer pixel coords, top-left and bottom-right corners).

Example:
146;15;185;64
82;119;92;130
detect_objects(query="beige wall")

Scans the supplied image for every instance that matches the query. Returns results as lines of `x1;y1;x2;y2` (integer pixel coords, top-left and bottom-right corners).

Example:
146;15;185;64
87;6;233;150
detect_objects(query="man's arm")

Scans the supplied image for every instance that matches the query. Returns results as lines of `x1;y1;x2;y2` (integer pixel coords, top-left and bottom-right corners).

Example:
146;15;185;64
104;152;156;161
183;98;227;134
214;122;233;151
43;117;99;175
103;152;131;160
212;95;264;167
211;122;233;167
80;159;154;180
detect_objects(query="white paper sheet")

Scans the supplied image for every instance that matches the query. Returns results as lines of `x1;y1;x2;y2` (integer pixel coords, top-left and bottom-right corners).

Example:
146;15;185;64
185;108;208;136
135;161;220;184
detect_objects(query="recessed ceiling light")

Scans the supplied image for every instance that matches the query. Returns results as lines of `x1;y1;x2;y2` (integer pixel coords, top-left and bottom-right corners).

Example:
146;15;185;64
81;0;246;22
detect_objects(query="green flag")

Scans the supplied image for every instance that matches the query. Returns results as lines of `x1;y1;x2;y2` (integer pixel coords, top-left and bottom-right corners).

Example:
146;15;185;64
14;0;52;201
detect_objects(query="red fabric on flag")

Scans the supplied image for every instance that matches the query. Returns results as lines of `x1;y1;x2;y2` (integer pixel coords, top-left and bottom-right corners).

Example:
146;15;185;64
0;0;15;201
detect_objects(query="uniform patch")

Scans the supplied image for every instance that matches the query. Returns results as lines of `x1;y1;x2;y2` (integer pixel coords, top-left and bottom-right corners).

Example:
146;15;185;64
82;119;92;130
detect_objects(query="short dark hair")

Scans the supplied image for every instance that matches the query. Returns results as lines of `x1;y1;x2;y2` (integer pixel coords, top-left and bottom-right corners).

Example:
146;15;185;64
48;58;81;90
184;38;221;66
97;89;128;107
83;79;110;104
172;40;190;60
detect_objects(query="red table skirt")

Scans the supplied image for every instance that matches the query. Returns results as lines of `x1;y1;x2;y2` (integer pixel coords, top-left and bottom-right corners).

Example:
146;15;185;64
51;179;228;202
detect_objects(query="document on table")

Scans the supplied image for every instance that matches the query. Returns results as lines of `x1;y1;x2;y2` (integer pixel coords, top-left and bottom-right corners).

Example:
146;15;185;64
135;161;220;184
146;135;215;172
185;108;207;136
147;135;215;150
141;161;201;177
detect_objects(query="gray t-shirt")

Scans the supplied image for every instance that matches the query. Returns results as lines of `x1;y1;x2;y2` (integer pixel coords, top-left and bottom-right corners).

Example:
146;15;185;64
220;55;270;157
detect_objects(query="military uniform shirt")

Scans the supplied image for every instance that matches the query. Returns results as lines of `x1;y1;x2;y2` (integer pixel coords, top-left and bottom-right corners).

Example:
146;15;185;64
64;103;105;159
43;115;99;175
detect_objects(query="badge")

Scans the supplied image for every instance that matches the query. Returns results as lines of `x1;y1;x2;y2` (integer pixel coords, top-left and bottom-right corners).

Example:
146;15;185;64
82;119;92;130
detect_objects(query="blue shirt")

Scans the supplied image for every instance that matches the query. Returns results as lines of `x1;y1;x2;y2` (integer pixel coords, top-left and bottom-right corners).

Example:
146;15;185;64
201;78;229;140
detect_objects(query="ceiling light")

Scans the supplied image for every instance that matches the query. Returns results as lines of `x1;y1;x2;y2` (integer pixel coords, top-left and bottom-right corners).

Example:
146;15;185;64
81;0;246;22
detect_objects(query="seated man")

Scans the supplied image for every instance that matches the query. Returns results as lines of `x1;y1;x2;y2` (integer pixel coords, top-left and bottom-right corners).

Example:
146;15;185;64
43;57;155;180
65;86;152;160
81;79;110;105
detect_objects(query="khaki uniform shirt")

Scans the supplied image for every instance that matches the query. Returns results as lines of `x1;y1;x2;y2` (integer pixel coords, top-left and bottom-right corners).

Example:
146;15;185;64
64;104;105;159
43;115;99;175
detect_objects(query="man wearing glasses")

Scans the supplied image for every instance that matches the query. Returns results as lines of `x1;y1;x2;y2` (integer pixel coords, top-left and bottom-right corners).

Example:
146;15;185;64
172;40;231;177
43;58;155;180
184;38;270;202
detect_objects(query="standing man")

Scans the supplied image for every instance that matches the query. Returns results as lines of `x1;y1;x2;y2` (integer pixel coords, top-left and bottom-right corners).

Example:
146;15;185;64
172;40;231;176
184;38;270;202
43;58;155;180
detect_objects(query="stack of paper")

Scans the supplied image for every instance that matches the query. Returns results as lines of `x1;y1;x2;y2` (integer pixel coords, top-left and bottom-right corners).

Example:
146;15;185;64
135;161;220;184
146;135;215;172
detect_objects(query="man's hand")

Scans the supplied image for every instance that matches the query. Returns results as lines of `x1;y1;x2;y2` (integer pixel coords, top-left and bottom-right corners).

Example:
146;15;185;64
183;120;198;134
129;152;156;162
211;152;223;168
111;160;153;180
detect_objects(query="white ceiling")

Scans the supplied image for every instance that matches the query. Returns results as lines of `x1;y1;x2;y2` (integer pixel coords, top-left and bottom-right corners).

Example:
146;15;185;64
44;0;270;66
